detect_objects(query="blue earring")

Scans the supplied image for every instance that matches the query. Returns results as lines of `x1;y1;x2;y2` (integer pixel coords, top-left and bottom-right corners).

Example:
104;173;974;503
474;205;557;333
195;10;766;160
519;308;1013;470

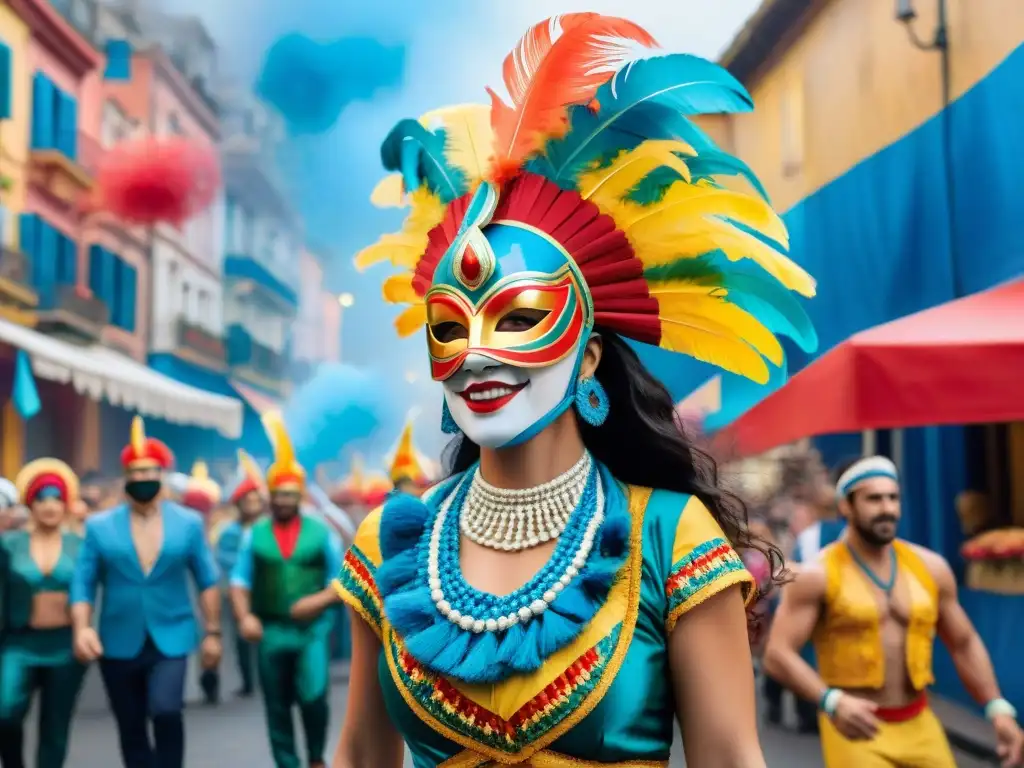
440;399;460;434
574;376;609;426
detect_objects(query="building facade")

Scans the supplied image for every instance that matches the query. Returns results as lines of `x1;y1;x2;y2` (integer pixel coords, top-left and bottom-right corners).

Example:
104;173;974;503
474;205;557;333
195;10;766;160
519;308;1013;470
710;0;1024;714
220;87;299;408
0;0;241;477
293;246;340;384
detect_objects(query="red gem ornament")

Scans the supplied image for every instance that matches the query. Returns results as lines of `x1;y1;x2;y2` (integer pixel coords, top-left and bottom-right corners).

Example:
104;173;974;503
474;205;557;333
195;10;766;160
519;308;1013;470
461;246;481;282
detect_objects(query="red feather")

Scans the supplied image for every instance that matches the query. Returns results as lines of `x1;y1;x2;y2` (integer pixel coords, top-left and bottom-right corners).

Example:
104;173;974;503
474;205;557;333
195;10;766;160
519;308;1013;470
96;136;221;226
487;14;659;182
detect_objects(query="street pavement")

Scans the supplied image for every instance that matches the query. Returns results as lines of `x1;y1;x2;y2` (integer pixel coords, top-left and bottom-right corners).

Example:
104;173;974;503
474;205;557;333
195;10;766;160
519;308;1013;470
25;665;995;768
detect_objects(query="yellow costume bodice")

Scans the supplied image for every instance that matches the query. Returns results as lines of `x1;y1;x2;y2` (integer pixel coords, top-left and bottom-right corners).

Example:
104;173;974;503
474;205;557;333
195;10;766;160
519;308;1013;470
813;540;937;691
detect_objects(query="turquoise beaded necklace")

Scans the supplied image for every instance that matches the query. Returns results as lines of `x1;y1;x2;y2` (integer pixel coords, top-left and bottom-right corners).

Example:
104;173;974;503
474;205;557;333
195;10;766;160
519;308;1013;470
846;542;898;593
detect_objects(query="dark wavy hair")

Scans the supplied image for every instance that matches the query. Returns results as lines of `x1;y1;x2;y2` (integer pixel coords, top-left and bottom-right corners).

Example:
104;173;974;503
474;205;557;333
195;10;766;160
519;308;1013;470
443;329;789;600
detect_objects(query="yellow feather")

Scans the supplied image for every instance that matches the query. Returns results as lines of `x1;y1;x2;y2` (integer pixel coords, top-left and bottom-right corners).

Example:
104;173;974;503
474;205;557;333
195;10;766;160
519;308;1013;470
353;188;446;272
382;272;418;304
191;461;209;481
617;182;789;245
649;289;783;365
237;449;264;486
394;304;427;337
262;411;296;469
608;182;816;297
578;140;694;207
371;174;405;208
659;315;771;384
419;104;494;186
130;415;146;455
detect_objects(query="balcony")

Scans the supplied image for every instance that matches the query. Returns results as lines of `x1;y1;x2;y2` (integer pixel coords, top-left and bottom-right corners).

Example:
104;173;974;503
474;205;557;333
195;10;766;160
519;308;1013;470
35;283;109;342
175;317;226;370
225;323;290;395
224;253;298;313
0;247;38;314
28;133;99;206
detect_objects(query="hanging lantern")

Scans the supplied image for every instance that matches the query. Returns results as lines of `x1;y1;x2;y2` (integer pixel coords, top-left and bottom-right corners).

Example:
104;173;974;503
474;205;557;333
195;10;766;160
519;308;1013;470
94;136;221;226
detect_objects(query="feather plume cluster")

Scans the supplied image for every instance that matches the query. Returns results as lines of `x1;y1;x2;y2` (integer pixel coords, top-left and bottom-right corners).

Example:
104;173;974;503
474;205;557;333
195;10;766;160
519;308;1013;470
354;14;817;384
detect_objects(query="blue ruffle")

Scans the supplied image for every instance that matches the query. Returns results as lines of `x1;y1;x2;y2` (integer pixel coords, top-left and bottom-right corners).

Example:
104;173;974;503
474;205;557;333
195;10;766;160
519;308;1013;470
377;461;631;684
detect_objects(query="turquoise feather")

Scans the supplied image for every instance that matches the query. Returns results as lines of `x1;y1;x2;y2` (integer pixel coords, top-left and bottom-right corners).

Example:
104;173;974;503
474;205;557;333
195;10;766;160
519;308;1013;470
380;119;466;202
540;55;752;186
646;255;816;351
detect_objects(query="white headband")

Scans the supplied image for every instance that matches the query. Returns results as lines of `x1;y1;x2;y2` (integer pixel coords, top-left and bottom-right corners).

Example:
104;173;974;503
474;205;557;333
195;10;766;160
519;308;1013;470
836;456;898;501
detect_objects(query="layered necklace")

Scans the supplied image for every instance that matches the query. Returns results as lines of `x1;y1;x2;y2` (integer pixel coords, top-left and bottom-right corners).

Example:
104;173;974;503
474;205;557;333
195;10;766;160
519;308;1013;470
428;454;604;633
459;452;592;552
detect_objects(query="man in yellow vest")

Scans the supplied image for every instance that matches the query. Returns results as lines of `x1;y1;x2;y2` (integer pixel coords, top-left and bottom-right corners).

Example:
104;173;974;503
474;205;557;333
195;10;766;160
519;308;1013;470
765;455;1023;767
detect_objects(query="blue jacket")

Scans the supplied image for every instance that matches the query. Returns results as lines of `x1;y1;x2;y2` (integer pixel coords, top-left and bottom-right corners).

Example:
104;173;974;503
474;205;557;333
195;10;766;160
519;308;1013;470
70;501;220;659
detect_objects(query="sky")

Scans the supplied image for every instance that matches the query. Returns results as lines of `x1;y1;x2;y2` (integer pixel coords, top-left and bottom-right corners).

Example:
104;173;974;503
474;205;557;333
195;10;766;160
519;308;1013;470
163;0;764;458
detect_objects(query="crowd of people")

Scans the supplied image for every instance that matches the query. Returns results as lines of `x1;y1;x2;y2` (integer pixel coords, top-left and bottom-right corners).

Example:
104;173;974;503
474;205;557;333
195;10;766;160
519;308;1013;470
0;414;353;768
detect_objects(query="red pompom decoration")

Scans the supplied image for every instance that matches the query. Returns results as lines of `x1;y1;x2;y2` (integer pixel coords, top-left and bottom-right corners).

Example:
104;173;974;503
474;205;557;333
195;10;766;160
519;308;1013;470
96;136;221;226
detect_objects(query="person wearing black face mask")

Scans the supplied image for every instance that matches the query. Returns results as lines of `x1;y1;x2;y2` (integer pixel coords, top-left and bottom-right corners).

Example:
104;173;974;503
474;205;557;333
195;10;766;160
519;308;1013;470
69;416;223;768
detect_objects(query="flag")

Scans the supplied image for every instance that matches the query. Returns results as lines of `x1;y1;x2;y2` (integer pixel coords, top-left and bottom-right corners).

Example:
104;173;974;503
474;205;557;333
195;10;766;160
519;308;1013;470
12;349;40;419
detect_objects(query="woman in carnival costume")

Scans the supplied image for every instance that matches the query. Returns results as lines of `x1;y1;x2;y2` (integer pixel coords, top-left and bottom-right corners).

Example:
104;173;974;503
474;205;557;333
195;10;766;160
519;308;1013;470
332;13;815;767
0;459;85;768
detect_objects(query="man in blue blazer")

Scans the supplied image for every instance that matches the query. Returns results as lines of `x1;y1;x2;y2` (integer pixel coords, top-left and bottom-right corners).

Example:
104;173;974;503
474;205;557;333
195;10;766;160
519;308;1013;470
70;417;222;768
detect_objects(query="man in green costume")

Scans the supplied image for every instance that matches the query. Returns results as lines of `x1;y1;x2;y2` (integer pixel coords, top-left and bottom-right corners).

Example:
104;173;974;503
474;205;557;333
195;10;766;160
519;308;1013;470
230;414;342;768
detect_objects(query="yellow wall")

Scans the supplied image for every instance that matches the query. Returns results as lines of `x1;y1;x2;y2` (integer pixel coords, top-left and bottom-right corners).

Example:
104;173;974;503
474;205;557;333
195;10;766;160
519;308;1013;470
0;4;29;237
716;0;1024;212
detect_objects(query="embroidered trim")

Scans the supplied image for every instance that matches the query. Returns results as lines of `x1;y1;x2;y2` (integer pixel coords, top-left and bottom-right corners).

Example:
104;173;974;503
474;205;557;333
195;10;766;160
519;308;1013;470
334;547;383;638
439;751;669;767
664;537;754;633
384;484;651;764
388;626;619;754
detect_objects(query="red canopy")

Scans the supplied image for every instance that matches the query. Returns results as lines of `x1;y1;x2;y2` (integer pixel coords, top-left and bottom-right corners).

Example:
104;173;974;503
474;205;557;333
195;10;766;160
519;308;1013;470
717;278;1024;457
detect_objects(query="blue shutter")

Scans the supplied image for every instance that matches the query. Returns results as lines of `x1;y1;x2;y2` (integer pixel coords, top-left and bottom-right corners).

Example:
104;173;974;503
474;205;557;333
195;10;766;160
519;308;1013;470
101;248;116;306
31;73;54;149
121;262;137;332
35;221;57;306
18;213;37;259
58;233;76;284
0;43;12;120
104;40;132;81
111;255;124;327
56;91;77;160
88;244;102;296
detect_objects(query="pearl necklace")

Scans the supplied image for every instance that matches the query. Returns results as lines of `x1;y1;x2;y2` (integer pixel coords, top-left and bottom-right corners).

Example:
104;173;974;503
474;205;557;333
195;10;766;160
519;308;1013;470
429;469;604;633
459;452;592;552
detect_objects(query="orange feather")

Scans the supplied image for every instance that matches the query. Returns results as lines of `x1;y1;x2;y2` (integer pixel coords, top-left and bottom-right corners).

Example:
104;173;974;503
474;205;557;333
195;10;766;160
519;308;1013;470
486;14;659;182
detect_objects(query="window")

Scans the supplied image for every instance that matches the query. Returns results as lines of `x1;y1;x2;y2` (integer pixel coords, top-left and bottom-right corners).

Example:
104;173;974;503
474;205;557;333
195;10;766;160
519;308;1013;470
21;214;75;306
31;73;78;159
182;282;191;320
103;40;132;82
167;112;182;135
0;43;11;120
968;424;1024;530
88;246;136;332
197;289;209;325
780;69;805;177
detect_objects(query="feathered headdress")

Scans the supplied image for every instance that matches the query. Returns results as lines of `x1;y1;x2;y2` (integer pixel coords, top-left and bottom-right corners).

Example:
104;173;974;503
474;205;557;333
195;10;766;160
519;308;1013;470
16;458;79;506
262;411;306;492
120;416;175;470
356;14;816;383
231;449;266;504
182;461;222;515
387;421;430;486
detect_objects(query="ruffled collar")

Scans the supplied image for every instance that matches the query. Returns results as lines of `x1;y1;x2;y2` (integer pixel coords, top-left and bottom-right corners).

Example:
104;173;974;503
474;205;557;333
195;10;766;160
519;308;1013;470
375;461;631;684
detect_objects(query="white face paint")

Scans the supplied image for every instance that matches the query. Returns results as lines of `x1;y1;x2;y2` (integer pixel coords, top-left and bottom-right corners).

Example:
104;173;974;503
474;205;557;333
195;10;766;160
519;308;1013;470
443;352;579;448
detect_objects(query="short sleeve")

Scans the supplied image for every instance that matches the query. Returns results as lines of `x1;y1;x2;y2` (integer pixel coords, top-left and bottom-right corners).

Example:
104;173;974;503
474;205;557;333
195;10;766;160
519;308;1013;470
332;507;384;639
665;496;754;633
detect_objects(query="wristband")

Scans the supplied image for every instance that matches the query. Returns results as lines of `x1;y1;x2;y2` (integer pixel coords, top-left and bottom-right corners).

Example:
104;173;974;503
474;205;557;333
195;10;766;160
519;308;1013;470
205;629;222;638
985;698;1017;722
819;688;843;717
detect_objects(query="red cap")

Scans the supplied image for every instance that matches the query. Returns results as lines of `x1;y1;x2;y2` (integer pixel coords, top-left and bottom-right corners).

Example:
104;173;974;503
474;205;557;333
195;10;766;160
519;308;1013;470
121;416;174;470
